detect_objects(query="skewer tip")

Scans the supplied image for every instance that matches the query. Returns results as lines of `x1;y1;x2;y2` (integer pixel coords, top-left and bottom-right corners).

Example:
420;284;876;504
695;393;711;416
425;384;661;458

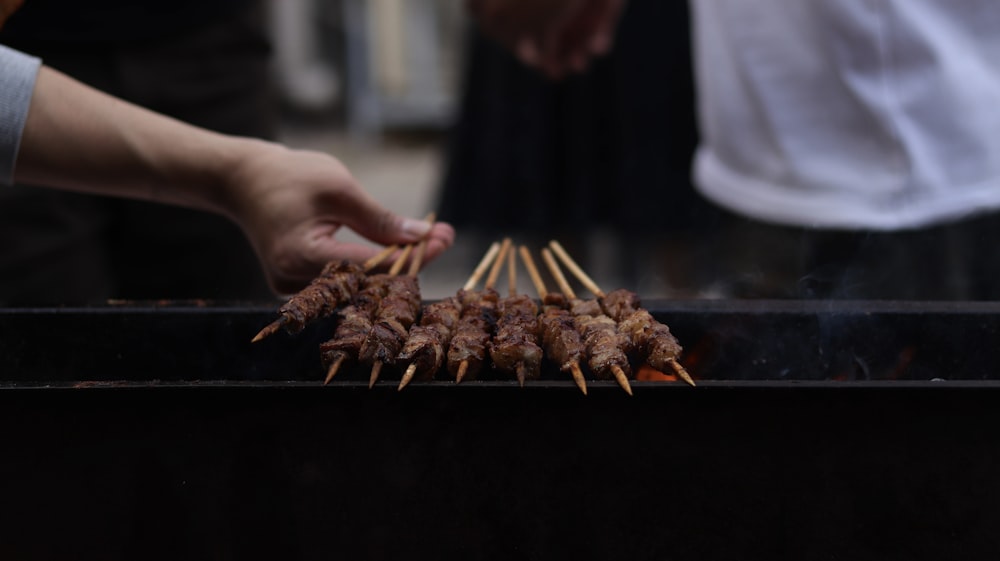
323;354;346;385
669;358;696;387
251;316;286;343
612;365;633;396
368;361;383;389
398;363;418;391
570;363;588;396
516;366;526;388
455;361;469;384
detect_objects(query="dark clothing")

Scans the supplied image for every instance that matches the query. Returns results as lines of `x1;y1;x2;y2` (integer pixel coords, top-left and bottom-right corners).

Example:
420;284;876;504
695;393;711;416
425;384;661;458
0;0;246;44
438;0;707;238
0;3;276;305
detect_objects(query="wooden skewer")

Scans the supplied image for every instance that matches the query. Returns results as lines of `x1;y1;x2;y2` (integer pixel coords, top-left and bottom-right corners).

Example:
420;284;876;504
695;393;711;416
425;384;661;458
364;244;399;272
668;358;695;386
611;365;634;396
549;240;604;298
463;242;501;291
485;238;512;290
251;318;285;344
520;246;587;396
569;363;587;395
387;244;414;277
454;361;469;384
368;360;383;390
519;246;547;299
408;240;428;278
541;248;576;300
407;212;436;277
323;354;346;385
507;242;517;298
398;363;418;391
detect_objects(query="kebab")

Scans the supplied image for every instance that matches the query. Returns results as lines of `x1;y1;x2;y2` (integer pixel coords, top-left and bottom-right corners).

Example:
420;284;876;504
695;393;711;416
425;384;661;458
319;238;425;384
396;242;502;390
358;244;422;388
548;241;694;386
518;246;588;395
488;242;544;387
251;245;397;343
318;271;394;384
446;240;506;384
541;248;634;396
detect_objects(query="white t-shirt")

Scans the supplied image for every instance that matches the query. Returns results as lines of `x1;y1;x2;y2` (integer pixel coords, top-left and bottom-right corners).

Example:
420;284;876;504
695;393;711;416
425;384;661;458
691;0;1000;230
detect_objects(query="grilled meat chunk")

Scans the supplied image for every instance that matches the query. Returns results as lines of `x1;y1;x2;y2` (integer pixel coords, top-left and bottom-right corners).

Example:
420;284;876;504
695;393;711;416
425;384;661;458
599;288;683;370
397;295;463;380
279;261;364;333
489;294;543;383
573;303;632;380
359;275;421;365
539;297;585;374
319;274;393;368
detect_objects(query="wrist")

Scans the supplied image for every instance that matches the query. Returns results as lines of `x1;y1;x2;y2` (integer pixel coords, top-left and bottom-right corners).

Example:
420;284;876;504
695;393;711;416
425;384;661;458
207;136;286;220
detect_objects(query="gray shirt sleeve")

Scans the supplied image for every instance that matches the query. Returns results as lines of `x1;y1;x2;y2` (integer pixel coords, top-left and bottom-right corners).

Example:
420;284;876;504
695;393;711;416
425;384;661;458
0;44;41;186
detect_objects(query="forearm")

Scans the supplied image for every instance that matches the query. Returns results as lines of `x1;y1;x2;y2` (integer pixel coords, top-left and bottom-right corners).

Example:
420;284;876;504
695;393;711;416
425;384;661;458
6;61;455;293
14;65;265;216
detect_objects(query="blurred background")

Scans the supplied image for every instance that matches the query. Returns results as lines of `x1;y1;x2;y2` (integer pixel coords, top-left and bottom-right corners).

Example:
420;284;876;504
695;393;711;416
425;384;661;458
270;0;705;299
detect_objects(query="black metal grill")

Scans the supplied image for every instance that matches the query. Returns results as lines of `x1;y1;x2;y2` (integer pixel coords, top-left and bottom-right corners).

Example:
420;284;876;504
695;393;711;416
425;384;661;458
2;301;999;560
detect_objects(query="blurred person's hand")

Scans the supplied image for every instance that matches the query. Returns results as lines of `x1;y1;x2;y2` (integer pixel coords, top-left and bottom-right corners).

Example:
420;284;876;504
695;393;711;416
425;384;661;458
227;143;455;294
468;0;625;79
0;0;23;28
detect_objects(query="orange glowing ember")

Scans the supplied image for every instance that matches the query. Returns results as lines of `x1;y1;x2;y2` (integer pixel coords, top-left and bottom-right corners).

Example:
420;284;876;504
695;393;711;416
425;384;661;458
636;364;677;382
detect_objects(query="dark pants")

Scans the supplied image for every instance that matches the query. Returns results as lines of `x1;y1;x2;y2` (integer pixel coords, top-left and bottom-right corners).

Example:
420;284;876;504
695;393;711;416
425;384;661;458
0;5;277;305
702;210;1000;300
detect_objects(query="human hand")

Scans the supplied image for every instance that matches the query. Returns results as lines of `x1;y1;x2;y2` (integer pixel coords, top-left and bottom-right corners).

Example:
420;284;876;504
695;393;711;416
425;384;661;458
0;0;24;28
224;141;455;294
468;0;625;79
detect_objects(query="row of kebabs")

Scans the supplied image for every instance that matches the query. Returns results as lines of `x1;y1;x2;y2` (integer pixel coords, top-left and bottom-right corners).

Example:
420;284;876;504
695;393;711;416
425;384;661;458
252;239;693;394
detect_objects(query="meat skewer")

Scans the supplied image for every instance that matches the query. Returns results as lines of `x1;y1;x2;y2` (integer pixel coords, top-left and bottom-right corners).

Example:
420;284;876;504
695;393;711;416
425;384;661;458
448;239;508;383
542;248;633;396
519;246;588;395
395;295;462;390
359;244;421;388
251;244;397;343
319;272;394;384
489;244;543;387
320;213;439;385
548;241;694;386
396;242;502;391
599;288;691;383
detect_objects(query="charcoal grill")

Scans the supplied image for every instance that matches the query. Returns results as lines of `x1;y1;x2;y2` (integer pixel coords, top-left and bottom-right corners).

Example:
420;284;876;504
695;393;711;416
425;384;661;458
2;300;999;560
